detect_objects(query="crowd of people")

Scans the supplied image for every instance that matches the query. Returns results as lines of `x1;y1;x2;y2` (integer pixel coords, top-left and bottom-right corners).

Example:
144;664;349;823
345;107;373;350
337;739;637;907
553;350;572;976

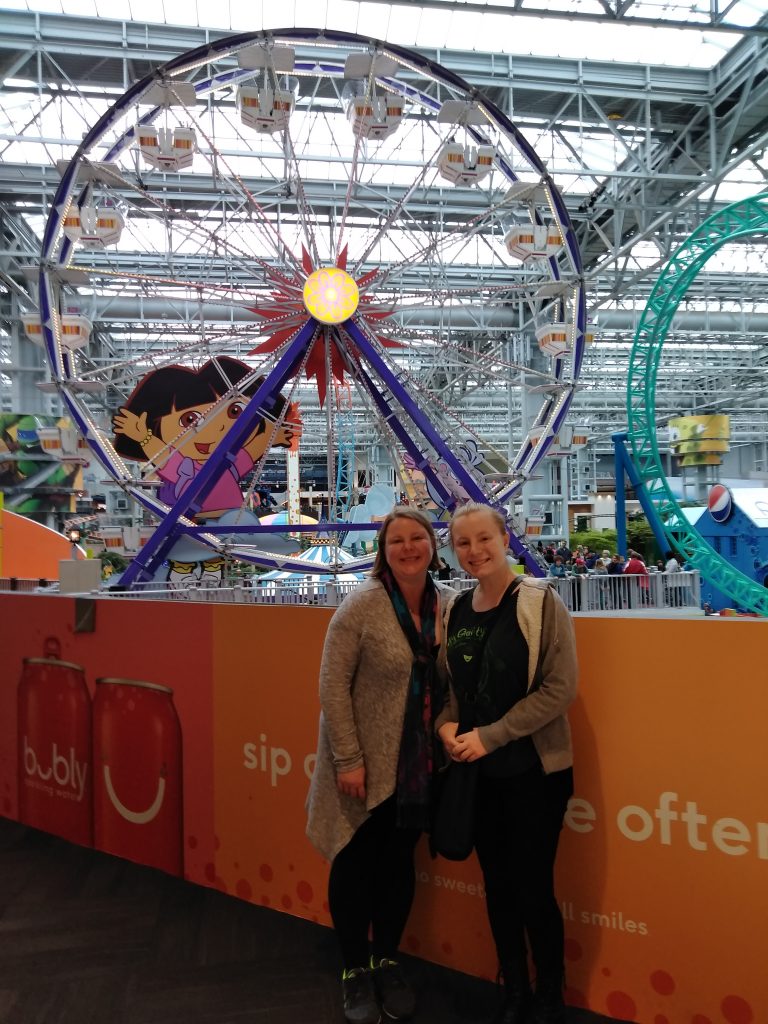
537;542;683;579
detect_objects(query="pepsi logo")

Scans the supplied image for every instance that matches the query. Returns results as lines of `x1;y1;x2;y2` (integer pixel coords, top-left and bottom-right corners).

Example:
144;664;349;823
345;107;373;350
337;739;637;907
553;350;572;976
708;484;733;523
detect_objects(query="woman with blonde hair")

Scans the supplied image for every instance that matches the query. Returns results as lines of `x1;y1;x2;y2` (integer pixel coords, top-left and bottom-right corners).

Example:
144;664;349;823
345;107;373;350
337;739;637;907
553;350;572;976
438;502;578;1024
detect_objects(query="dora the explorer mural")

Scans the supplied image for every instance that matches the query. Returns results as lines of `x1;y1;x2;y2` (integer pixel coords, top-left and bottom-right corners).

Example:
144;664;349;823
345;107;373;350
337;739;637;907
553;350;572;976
112;357;300;590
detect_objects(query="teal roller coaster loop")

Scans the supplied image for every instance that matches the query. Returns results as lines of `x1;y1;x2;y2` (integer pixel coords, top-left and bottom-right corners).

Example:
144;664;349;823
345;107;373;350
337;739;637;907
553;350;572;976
626;192;768;616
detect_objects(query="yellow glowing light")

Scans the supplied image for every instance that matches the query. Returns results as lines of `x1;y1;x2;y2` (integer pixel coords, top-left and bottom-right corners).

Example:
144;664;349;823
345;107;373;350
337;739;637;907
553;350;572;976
303;267;359;325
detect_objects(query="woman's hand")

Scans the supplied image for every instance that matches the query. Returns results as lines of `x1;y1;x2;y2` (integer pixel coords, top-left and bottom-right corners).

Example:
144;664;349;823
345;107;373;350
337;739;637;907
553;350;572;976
336;765;366;801
450;728;488;763
438;721;460;757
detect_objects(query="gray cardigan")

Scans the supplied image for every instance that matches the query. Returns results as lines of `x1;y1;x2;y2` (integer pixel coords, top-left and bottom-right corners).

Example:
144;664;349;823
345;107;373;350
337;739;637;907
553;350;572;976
306;578;454;862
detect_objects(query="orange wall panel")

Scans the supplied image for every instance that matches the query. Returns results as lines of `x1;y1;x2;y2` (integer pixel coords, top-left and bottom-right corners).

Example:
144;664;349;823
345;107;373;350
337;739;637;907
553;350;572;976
0;509;76;579
0;594;766;1024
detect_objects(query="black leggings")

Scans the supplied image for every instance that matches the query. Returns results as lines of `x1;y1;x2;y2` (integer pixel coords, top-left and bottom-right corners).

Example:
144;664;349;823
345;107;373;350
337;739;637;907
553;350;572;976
328;796;421;970
474;766;573;983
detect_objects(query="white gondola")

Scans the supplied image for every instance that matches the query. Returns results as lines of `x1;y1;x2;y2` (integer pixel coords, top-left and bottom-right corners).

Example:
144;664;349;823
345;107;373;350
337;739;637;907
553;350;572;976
438;142;495;186
346;93;405;141
525;514;546;536
535;322;595;358
22;313;92;351
59;427;89;460
62;204;124;248
543;425;573;456
136;126;196;171
528;425;548;447
535;322;574;358
504;224;563;262
36;427;62;454
237;86;295;133
100;526;125;554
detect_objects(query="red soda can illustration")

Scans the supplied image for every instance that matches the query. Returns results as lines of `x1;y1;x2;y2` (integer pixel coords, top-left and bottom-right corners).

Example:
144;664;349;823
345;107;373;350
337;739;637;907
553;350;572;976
93;678;183;876
17;638;93;846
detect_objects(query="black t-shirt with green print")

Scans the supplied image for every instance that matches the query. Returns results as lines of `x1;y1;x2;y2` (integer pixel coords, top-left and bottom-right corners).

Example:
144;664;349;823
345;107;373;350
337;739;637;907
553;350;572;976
446;584;540;777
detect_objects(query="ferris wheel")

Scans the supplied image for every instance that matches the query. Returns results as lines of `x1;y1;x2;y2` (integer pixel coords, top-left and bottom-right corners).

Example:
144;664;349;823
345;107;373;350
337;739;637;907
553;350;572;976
31;27;587;586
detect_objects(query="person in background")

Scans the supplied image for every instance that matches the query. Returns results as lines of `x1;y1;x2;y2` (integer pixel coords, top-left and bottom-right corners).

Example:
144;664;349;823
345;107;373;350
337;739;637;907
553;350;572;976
306;508;454;1024
548;556;567;579
665;550;681;572
437;556;452;581
438;502;578;1024
591;557;609;609
664;549;683;607
623;549;649;606
624;550;648;576
606;553;626;608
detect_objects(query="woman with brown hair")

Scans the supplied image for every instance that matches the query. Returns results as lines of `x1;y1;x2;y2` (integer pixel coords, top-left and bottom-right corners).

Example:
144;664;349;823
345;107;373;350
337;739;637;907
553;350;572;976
307;507;455;1024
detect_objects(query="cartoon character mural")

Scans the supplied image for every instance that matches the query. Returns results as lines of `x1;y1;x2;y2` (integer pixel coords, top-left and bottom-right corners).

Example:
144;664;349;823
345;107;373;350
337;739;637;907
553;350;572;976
166;556;227;595
112;357;301;588
668;414;730;467
0;413;84;523
423;438;487;510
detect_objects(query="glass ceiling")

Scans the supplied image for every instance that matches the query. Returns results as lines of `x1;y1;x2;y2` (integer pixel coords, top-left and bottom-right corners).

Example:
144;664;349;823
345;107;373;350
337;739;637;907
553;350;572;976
1;0;764;68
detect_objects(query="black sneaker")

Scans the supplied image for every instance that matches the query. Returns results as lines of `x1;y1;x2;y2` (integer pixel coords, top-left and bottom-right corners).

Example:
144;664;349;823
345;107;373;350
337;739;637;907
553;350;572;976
342;967;381;1024
370;958;416;1021
529;980;566;1024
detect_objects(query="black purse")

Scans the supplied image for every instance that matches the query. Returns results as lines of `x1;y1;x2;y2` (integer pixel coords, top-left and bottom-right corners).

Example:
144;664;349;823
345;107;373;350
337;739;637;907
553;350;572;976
431;752;479;861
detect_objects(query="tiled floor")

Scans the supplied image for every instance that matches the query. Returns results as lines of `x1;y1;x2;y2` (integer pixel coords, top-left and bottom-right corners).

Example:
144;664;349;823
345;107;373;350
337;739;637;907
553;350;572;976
0;817;623;1024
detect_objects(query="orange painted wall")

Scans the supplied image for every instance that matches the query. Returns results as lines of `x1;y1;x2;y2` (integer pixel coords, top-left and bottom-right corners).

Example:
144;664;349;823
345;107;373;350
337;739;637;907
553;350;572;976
1;594;766;1024
0;509;78;579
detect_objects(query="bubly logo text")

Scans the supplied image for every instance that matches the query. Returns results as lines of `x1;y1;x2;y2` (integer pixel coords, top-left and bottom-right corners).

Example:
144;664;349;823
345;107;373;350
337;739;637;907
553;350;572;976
23;736;88;801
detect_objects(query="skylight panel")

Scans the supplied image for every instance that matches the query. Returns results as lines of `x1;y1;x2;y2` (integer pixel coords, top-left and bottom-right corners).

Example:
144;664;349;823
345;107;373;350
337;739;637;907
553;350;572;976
443;9;485;50
326;0;364;33
163;0;199;27
98;0;129;14
64;0;98;15
129;0;164;25
262;2;291;30
356;1;393;41
228;1;253;30
194;0;232;30
415;7;453;47
18;0;756;69
24;0;63;12
295;0;320;26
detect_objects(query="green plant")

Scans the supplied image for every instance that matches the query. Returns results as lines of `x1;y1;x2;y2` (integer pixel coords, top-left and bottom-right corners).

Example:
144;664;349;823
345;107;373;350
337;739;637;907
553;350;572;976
100;550;129;572
626;516;662;563
569;528;617;555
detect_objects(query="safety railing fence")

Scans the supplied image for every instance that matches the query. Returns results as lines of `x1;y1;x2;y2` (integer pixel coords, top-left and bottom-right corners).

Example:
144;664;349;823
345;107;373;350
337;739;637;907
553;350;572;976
0;570;701;613
548;571;701;614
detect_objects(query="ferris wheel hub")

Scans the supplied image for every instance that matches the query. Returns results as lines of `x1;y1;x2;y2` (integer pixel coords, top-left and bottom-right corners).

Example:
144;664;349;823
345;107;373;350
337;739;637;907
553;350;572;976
303;267;360;325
